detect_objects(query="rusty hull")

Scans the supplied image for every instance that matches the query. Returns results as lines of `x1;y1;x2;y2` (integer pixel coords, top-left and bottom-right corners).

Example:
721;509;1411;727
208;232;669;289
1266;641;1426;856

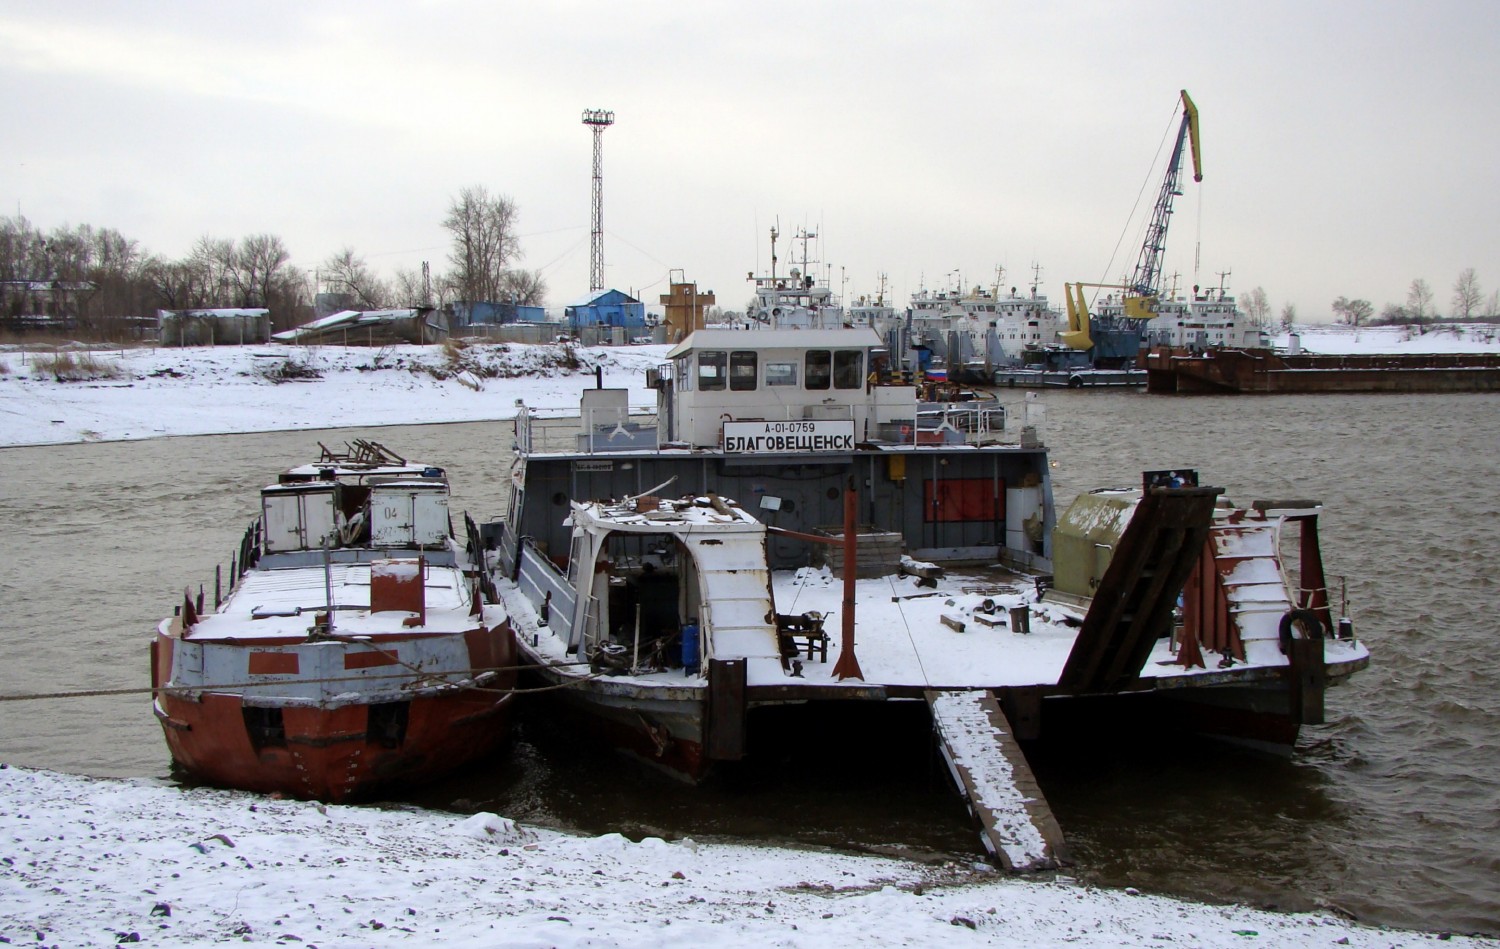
1146;347;1500;394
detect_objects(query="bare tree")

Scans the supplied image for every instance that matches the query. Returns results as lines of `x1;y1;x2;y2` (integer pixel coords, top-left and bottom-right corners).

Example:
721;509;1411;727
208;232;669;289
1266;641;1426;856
1452;268;1482;320
235;234;292;308
265;264;311;331
190;236;237;305
1378;303;1409;324
391;266;431;308
0;216;311;336
442;185;521;303
0;215;43;282
144;256;207;310
87;227;153;329
320;247;389;310
1331;296;1374;326
1487;290;1500;318
1279;303;1297;330
1242;286;1271;326
40;226;90;281
1407;278;1434;322
498;268;548;306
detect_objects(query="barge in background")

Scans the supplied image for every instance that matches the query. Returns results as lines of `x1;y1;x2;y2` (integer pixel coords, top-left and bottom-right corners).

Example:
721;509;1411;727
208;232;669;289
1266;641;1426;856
152;441;515;802
1146;347;1500;393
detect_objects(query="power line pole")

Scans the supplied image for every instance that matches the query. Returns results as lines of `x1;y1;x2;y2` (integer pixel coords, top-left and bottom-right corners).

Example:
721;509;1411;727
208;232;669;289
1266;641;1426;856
582;108;615;294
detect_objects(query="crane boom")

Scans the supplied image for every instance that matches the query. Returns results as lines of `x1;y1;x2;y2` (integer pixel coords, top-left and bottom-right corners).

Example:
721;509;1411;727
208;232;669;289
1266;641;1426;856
1130;89;1202;301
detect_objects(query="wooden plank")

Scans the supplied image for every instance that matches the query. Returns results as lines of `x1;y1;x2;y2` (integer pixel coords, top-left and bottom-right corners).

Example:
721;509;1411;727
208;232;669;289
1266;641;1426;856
927;690;1068;871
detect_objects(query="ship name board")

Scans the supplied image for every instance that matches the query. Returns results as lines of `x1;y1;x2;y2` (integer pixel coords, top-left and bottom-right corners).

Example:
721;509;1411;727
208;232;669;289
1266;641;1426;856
722;420;855;453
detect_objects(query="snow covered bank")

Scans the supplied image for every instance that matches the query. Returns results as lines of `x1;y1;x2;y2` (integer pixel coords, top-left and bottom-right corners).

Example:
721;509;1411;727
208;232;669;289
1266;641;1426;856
0;342;668;448
1271;321;1500;355
0;766;1478;948
4;327;1500;449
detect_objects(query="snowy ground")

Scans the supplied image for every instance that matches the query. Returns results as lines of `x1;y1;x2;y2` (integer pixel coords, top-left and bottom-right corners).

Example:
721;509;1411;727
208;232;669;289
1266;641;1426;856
1271;321;1500;354
0;339;670;447
1;766;1482;948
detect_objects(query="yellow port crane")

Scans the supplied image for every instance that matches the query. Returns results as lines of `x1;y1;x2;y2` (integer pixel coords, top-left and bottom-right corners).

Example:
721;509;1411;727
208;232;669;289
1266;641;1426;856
1063;89;1202;353
1058;282;1155;351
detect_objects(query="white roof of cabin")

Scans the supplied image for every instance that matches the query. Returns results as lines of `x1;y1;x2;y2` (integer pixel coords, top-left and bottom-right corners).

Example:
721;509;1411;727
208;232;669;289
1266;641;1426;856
666;327;883;359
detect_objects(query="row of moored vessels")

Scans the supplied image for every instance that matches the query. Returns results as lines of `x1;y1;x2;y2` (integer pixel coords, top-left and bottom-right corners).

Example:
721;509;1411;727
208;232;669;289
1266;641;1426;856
152;278;1365;823
734;227;1266;388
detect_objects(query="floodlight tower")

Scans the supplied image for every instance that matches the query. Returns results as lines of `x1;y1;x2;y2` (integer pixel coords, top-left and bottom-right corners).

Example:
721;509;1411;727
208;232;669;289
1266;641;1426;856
582;108;615;293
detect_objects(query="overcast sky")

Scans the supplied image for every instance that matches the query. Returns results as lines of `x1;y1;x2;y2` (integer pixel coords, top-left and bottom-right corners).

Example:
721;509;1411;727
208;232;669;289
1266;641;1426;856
5;1;1498;319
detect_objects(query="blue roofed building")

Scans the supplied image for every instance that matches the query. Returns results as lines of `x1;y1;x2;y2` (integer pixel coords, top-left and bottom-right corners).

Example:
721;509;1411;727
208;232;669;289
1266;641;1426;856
565;289;645;332
451;300;547;327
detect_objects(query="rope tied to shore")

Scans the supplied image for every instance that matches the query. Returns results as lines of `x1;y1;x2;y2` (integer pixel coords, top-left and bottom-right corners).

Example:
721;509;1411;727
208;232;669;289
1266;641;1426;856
0;659;608;704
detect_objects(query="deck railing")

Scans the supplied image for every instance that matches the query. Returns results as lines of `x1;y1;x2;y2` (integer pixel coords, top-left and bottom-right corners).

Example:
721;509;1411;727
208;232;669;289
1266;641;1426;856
514;404;661;455
514;399;1019;452
515;538;578;645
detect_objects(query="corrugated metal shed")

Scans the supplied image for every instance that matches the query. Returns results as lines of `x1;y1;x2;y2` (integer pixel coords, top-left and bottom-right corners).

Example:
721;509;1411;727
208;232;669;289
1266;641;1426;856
158;308;272;346
271;308;448;346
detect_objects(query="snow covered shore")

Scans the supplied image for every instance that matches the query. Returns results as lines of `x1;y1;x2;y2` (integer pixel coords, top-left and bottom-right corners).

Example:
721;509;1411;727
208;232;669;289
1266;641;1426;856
1278;320;1500;354
0;340;668;448
2;322;1498;449
1;766;1479;948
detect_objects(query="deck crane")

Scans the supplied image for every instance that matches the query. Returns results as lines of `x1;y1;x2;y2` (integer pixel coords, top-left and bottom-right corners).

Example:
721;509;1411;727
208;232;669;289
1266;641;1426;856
1061;90;1202;361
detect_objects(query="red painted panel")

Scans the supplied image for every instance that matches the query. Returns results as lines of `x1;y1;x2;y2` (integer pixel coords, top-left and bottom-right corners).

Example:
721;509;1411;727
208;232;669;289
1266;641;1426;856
344;651;399;670
248;651;299;675
370;558;425;618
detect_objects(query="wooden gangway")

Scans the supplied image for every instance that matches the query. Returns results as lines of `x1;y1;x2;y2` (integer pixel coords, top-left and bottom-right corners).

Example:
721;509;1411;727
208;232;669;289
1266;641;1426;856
927;689;1068;871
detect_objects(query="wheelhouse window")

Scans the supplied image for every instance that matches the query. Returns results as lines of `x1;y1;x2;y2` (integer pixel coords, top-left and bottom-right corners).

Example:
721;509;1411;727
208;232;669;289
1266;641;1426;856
766;361;798;386
834;350;864;389
698;351;727;390
729;351;758;391
806;350;832;390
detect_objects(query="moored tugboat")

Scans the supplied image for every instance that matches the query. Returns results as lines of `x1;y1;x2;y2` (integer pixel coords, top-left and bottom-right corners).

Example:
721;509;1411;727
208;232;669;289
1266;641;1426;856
152;441;515;802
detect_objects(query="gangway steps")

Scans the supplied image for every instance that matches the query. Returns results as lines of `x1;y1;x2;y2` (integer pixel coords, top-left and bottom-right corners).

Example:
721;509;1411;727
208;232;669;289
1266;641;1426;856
926;689;1068;872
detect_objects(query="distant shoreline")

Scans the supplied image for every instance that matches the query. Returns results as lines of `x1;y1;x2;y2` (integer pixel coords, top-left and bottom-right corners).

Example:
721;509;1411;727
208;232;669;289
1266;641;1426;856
3;326;1498;448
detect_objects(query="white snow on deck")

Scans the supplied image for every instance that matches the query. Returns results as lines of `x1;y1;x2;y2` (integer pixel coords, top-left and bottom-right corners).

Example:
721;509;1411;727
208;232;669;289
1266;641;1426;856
770;566;1367;690
183;561;480;641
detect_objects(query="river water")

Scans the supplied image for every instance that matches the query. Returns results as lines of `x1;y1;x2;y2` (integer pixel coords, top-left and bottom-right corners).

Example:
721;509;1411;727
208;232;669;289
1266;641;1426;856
1;391;1496;936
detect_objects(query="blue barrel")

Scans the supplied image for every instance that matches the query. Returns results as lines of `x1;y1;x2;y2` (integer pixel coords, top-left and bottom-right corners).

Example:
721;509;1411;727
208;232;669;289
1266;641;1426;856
680;620;700;674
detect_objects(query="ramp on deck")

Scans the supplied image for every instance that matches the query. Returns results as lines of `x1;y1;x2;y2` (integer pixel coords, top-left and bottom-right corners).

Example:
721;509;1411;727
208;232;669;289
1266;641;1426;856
927;689;1067;871
1059;487;1223;694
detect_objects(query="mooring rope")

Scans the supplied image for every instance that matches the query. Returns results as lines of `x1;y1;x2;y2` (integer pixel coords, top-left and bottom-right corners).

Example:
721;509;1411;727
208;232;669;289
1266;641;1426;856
0;660;608;704
885;572;935;687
